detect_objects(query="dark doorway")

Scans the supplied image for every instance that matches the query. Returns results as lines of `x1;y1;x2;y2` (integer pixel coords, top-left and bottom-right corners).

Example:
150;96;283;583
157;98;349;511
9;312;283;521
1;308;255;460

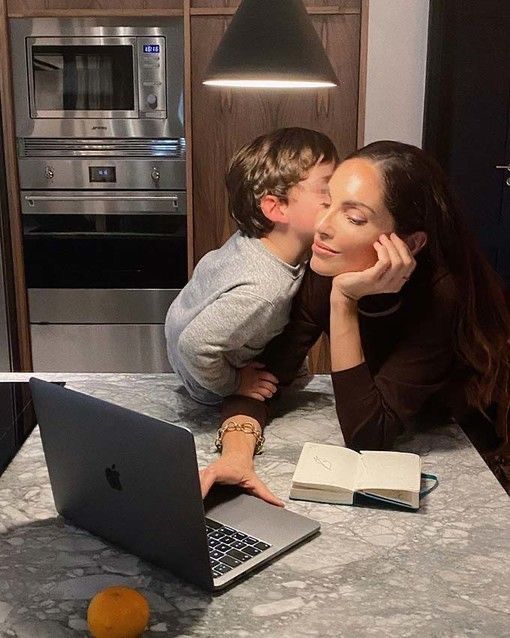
423;0;510;289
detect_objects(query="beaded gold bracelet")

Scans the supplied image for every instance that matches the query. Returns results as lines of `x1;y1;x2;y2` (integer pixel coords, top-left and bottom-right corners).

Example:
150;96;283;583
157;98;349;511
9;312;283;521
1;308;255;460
215;420;265;455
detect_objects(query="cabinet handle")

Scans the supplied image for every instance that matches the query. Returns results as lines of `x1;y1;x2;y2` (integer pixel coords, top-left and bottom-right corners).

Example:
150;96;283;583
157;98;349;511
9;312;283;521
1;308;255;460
495;165;510;170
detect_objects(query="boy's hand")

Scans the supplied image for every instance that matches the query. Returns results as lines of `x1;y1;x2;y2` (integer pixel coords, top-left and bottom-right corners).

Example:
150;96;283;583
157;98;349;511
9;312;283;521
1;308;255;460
237;362;279;401
331;233;416;302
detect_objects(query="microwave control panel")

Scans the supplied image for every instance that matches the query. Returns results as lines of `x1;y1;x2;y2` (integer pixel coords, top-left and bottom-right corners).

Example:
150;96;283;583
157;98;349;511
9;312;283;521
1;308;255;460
138;37;166;120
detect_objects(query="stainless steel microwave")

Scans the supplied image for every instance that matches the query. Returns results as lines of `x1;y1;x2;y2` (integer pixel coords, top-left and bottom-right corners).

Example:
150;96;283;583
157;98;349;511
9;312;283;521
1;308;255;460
10;18;184;140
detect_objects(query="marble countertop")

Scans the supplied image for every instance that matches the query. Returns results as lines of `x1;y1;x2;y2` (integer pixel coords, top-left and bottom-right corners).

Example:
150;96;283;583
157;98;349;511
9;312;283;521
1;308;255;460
0;372;509;638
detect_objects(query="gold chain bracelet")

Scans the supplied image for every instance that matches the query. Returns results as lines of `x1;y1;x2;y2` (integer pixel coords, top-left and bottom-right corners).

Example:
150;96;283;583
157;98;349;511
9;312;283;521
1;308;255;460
215;420;265;455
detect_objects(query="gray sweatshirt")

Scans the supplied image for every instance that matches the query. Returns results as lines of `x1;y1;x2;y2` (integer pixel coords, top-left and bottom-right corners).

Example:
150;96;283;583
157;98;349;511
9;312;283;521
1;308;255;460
165;231;306;398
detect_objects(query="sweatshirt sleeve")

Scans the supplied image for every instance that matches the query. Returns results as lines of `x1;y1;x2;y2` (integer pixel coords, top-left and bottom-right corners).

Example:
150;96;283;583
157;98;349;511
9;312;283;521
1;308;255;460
221;268;330;426
177;289;275;396
332;283;458;450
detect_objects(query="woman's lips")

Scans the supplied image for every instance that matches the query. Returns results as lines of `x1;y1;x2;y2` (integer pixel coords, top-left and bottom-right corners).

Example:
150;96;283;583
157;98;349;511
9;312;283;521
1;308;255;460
312;240;339;256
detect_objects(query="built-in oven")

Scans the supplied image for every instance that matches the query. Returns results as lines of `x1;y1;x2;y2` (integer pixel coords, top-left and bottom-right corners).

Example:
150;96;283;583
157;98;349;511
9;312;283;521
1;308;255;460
20;156;186;372
10;17;183;139
22;192;187;372
10;17;187;372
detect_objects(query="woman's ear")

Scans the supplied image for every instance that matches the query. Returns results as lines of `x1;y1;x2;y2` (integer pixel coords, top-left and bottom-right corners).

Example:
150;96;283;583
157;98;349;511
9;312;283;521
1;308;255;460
259;194;289;224
405;231;427;256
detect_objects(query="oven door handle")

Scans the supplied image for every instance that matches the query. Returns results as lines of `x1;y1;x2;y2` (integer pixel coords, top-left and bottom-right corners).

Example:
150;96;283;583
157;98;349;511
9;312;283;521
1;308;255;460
24;195;179;204
22;193;184;215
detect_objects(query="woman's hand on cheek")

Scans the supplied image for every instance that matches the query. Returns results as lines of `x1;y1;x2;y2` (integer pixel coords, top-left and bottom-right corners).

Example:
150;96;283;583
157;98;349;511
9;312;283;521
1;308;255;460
331;232;416;302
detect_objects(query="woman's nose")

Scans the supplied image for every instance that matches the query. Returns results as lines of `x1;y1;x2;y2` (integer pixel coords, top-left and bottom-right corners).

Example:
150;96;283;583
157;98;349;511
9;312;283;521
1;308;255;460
315;209;334;237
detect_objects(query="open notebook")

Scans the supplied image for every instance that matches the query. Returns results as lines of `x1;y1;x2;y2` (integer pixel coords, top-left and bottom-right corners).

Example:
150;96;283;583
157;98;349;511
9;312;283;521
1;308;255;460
290;443;437;510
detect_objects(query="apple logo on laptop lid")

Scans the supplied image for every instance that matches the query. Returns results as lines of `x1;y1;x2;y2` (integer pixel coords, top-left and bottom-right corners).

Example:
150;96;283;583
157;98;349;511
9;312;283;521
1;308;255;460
105;464;122;491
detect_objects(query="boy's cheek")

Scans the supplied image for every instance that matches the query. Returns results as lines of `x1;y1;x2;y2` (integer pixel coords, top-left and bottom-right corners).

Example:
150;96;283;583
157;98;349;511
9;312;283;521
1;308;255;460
307;207;327;227
289;212;317;234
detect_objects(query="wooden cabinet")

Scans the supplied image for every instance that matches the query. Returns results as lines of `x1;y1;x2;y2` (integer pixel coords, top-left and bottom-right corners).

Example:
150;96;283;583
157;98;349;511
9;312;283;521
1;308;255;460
188;1;366;372
191;1;360;8
190;6;362;262
0;0;367;372
7;1;183;13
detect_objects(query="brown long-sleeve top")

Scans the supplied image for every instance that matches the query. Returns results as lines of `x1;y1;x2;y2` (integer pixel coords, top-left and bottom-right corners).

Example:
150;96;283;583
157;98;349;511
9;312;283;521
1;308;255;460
222;253;476;451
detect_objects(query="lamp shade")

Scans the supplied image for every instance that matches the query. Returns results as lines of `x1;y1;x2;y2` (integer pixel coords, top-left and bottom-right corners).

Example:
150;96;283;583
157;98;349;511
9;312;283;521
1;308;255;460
203;0;339;89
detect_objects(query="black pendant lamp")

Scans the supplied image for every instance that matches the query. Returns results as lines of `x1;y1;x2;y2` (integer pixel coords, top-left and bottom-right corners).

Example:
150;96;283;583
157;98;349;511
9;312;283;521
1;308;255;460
203;0;339;89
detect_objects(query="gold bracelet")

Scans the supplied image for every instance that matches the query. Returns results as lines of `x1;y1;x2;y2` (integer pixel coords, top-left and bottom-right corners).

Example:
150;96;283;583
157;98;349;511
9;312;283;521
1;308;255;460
215;420;265;455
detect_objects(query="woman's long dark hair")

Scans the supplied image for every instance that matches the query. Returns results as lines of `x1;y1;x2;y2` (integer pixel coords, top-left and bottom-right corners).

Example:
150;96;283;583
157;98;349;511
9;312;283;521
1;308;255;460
348;141;510;439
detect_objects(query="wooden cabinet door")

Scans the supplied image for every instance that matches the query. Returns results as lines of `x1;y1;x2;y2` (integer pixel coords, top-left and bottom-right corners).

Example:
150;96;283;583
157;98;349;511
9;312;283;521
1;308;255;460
7;1;183;13
189;2;363;373
190;6;362;263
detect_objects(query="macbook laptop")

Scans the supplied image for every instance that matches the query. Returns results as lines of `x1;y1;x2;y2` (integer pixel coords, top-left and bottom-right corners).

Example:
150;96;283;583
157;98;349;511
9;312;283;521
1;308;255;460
29;377;320;591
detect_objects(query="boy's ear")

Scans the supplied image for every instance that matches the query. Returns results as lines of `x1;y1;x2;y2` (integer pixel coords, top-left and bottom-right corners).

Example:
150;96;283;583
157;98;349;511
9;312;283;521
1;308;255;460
259;194;289;224
405;231;427;256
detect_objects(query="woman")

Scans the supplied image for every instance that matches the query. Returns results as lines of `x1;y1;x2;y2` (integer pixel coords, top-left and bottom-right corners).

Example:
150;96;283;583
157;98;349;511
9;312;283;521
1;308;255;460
200;141;510;504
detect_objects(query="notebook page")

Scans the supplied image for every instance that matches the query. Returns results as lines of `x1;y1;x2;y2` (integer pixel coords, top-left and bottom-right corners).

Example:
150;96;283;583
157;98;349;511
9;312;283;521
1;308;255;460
292;443;360;492
355;451;421;492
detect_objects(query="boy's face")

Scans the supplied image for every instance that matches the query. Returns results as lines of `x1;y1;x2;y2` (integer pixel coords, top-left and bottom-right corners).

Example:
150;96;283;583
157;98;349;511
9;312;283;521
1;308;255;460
283;161;335;238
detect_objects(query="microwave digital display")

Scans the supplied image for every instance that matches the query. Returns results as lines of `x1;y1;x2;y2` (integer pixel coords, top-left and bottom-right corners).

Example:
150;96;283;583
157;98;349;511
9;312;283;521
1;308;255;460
143;44;160;54
89;166;116;183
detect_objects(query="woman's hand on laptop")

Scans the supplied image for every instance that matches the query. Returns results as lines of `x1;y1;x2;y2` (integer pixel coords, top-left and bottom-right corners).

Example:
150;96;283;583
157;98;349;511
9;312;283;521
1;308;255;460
200;456;284;507
199;421;284;507
237;362;279;401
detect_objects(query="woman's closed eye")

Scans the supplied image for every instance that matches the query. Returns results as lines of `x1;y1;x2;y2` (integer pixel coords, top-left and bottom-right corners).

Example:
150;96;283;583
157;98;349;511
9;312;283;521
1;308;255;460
341;204;368;226
346;212;367;226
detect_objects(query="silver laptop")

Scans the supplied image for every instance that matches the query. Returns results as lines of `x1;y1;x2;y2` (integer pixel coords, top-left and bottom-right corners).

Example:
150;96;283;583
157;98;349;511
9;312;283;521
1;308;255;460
29;377;320;591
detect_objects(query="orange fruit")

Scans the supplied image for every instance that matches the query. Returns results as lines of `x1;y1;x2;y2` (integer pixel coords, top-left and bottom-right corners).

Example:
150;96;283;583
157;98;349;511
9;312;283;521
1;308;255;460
87;586;150;638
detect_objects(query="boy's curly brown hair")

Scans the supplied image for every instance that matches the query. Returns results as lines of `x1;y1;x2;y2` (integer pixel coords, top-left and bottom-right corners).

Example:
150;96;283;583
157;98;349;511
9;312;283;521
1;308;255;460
226;127;338;237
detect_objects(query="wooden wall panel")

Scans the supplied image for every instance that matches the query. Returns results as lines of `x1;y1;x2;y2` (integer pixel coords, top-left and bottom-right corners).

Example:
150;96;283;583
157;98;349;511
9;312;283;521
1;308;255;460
190;9;362;374
0;0;31;369
190;12;360;263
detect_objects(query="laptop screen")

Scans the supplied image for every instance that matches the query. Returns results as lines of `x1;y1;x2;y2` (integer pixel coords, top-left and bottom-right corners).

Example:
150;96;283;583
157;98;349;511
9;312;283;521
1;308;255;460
0;381;65;477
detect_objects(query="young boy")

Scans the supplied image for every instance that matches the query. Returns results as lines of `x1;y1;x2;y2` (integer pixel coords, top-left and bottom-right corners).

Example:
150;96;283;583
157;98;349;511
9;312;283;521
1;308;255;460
165;127;337;405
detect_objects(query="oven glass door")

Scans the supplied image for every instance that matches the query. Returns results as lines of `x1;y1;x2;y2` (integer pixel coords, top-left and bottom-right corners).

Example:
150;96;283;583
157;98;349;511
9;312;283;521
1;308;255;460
23;213;187;289
27;37;138;119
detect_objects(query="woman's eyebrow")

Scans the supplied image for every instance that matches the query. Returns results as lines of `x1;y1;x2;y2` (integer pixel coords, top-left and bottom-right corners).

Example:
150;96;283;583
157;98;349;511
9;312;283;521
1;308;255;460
342;199;378;216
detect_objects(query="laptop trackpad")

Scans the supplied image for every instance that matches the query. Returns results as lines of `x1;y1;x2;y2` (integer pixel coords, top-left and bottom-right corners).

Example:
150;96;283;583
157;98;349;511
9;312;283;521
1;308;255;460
204;485;319;546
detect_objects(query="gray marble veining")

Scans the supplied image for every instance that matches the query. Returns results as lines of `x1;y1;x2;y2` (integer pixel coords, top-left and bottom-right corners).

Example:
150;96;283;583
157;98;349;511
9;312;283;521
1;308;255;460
0;372;509;637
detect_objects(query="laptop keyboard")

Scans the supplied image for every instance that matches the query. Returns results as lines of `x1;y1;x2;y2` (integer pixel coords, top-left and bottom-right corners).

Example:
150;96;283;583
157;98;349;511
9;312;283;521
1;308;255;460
205;518;271;579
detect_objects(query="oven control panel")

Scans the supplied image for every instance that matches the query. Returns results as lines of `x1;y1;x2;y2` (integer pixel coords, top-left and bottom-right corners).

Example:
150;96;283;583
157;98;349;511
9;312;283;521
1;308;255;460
89;166;117;183
19;158;186;191
138;37;166;120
